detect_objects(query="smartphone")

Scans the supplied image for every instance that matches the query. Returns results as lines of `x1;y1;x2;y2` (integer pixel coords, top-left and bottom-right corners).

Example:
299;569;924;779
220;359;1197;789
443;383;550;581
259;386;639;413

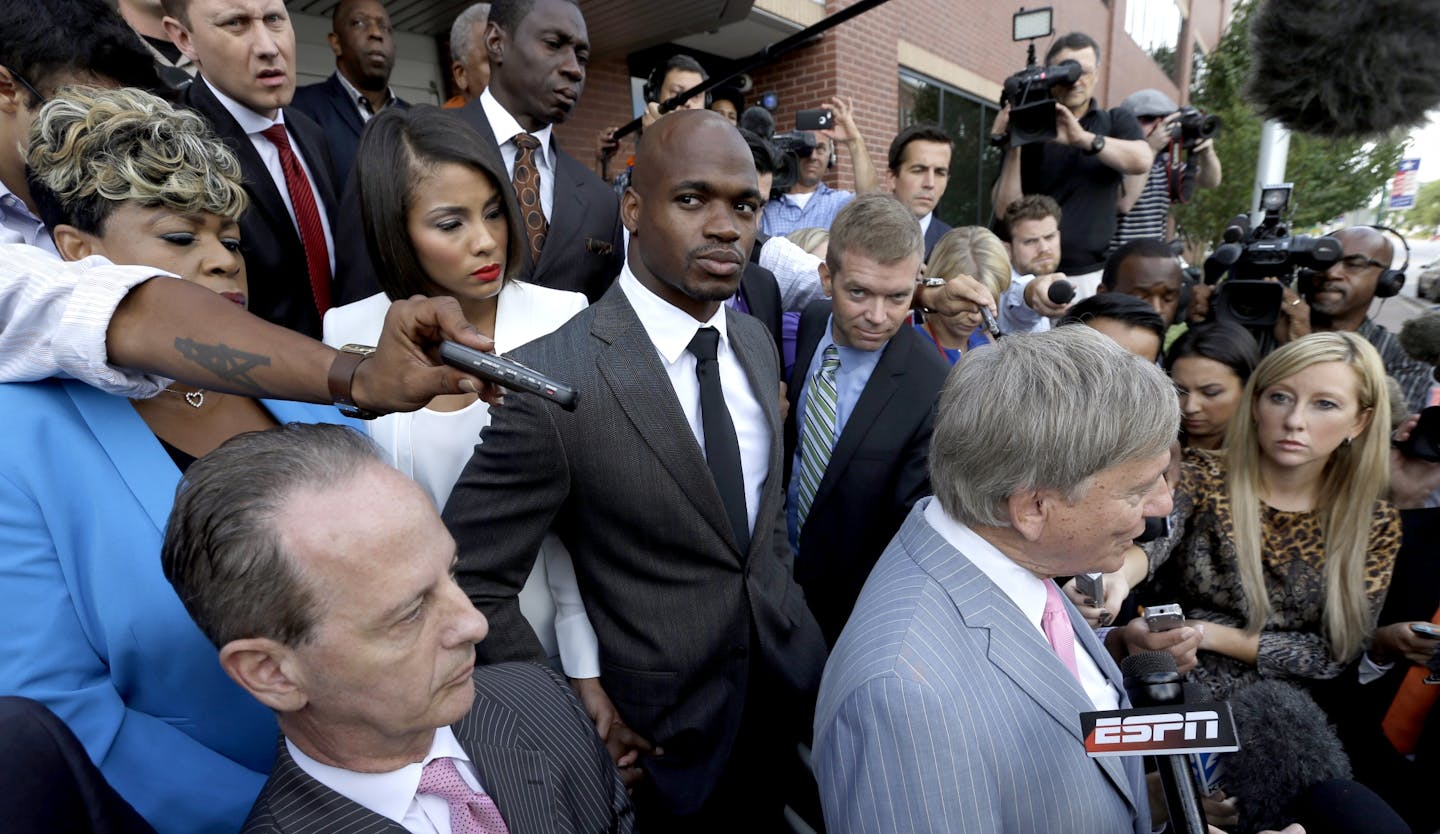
1074;572;1104;607
1411;623;1440;639
438;341;580;412
796;109;834;131
1143;603;1185;633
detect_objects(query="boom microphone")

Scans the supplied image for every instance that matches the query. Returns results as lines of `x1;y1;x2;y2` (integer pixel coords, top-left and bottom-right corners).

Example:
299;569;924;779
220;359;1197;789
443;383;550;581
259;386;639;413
1222;680;1352;834
738;106;775;140
1398;312;1440;369
1047;279;1076;306
1246;0;1440;138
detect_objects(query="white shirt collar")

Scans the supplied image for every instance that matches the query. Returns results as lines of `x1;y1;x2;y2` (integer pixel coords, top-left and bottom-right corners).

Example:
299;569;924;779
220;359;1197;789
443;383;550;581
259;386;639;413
286;726;474;825
203;75;284;134
480;87;554;169
918;211;933;236
923;499;1048;630
618;261;729;365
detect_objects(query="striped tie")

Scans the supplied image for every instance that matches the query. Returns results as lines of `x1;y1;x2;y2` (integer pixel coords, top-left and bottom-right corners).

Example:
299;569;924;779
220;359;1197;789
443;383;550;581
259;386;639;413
796;345;840;530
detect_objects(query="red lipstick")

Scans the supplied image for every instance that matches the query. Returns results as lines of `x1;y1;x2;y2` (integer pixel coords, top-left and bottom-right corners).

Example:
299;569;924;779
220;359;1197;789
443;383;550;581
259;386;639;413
471;264;502;282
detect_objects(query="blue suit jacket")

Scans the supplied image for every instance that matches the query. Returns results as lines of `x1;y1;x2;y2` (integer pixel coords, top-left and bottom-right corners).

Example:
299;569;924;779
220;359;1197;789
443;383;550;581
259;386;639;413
290;73;410;183
814;499;1149;833
0;379;357;834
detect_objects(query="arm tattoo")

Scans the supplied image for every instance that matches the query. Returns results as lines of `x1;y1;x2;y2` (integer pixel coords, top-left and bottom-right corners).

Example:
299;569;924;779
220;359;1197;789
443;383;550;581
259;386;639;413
173;338;271;395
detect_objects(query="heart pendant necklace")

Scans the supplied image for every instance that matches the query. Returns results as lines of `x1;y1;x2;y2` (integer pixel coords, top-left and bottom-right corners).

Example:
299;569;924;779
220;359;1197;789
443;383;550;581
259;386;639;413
164;387;206;409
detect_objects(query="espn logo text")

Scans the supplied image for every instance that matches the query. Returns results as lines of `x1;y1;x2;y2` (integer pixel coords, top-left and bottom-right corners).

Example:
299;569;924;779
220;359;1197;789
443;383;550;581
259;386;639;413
1082;703;1239;757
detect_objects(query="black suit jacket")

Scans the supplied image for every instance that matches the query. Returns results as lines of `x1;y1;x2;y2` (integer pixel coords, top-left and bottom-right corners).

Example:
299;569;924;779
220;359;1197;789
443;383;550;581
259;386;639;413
783;300;950;644
739;262;783;354
240;663;633;834
924;214;953;261
453;99;624;302
443;285;826;816
290;73;409;182
183;77;341;337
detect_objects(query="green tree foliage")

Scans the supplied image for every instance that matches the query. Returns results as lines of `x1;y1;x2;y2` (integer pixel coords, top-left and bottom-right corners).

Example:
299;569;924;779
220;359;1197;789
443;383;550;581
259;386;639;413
1173;1;1405;247
1406;179;1440;234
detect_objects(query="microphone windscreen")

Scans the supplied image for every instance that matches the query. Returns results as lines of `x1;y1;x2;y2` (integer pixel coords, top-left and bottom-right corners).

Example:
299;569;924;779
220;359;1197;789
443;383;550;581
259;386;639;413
739;106;775;140
1246;0;1440;138
1121;650;1178;679
1398;313;1440;367
1047;279;1076;305
1225;681;1352;834
1286;778;1409;834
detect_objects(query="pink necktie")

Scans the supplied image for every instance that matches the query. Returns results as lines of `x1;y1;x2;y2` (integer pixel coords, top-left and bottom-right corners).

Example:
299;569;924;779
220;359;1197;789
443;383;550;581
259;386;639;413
417;757;510;834
1042;580;1082;683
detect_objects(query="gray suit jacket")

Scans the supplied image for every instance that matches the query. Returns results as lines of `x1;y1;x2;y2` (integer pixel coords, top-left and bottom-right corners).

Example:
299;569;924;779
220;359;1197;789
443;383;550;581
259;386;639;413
814;499;1149;834
240;662;632;834
443;284;827;815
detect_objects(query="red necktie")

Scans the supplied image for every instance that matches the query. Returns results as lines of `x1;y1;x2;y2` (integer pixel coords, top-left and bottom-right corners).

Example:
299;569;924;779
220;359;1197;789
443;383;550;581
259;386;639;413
259;124;331;316
510;132;548;269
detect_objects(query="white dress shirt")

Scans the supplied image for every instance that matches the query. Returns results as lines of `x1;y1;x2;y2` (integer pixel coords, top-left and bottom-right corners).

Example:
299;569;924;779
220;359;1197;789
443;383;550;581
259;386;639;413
0;245;169;396
0;178;58;256
287;726;485;834
619;265;771;539
998;267;1052;334
925;500;1120;711
918;212;933;238
480;88;556;224
758;234;826;312
205;77;336;274
333;70;395;122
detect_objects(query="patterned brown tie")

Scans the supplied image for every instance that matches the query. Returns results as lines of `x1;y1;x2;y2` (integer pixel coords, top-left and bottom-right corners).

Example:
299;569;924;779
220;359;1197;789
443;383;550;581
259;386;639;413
510;133;548;268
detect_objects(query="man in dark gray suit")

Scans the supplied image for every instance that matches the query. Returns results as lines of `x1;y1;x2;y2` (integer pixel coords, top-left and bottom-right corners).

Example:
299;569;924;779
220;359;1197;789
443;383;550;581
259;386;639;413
454;0;623;302
444;110;827;831
161;424;632;834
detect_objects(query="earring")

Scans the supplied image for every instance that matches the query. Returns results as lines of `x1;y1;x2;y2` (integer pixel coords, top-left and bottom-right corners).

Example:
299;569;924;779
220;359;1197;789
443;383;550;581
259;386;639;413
1342;436;1353;447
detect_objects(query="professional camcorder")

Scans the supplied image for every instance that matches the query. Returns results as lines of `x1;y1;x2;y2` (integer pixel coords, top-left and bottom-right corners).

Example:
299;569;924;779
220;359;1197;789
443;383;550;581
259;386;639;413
996;7;1083;147
1173;105;1222;149
1202;184;1342;348
771;130;818;193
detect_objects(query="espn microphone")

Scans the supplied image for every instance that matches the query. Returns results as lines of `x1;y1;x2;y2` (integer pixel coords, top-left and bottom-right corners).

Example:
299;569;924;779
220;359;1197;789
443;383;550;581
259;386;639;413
1047;279;1076;306
1223;680;1352;834
1121;652;1209;834
1247;0;1440;138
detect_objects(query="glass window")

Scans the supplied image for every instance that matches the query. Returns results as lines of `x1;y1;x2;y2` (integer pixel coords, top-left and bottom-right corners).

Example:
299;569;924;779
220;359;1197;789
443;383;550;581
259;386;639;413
897;70;1002;227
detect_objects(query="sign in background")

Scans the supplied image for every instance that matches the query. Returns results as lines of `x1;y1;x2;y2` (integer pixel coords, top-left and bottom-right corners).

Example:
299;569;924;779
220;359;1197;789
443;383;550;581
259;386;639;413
1391;158;1421;209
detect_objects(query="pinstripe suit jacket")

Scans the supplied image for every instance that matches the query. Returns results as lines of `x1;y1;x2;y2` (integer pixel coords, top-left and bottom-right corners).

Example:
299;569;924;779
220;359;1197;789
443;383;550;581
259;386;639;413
813;498;1149;834
239;663;632;834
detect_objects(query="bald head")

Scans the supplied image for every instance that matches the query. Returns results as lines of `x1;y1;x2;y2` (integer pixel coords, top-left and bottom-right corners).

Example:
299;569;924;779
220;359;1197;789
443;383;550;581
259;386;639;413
622;109;761;321
1335;226;1394;263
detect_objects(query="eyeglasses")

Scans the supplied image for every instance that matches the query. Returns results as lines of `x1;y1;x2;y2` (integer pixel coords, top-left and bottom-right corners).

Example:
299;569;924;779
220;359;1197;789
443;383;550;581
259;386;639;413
1337;254;1388;274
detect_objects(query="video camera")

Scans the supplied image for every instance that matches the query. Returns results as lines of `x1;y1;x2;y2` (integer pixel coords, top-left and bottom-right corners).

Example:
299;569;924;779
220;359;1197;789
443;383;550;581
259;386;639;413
998;7;1084;147
1202;184;1342;348
771;130;818;194
1173;105;1222;150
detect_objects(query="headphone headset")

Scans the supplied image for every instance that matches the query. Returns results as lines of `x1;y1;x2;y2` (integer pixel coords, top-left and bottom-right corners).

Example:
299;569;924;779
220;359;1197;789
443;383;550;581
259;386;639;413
643;59;712;109
1318;224;1410;299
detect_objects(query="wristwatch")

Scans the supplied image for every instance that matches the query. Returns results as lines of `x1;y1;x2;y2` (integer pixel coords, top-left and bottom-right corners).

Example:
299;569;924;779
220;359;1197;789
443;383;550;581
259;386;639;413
916;275;947;314
329;344;380;420
1084;133;1106;156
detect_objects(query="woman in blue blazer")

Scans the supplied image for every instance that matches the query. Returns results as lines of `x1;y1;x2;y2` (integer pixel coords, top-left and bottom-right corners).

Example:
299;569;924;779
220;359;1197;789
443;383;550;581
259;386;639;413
0;87;357;834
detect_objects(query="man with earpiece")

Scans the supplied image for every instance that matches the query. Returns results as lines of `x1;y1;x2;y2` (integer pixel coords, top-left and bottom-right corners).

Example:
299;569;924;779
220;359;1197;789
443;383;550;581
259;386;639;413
760;97;879;237
1282;225;1433;412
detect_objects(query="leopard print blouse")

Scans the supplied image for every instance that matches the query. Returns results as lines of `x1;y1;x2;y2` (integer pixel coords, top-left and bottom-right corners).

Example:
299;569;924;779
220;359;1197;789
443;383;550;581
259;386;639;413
1140;448;1401;700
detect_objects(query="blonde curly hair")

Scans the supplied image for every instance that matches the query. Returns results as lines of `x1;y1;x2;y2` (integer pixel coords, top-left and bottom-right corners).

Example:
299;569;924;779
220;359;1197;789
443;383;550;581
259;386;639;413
26;85;248;235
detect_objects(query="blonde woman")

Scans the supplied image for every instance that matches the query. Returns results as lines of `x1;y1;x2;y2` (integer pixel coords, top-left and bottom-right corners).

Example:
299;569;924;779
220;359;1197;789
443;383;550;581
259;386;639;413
0;87;358;833
916;226;1012;363
1134;331;1400;699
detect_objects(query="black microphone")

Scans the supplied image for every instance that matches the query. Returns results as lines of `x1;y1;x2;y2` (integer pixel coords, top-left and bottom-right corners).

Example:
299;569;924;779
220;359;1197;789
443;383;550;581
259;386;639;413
738;105;775;140
1223;680;1353;834
1204;243;1243;286
1047;279;1075;306
1399;312;1440;368
1120;652;1208;834
1247;0;1440;138
1221;214;1252;244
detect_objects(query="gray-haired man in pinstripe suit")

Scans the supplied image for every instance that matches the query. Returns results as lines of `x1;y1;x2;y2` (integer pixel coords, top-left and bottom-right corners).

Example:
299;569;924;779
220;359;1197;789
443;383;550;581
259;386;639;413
814;325;1178;834
162;424;632;834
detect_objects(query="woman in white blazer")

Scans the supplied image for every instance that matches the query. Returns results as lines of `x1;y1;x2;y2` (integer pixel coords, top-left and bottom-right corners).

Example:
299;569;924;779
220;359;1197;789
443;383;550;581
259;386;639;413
324;106;595;676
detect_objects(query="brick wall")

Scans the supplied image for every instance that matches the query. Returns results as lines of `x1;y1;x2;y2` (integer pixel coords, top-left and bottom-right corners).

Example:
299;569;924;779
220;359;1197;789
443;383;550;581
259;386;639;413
550;0;1226;190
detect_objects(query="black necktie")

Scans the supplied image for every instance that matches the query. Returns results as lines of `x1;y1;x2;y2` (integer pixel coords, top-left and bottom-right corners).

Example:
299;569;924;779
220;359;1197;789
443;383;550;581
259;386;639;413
686;327;750;554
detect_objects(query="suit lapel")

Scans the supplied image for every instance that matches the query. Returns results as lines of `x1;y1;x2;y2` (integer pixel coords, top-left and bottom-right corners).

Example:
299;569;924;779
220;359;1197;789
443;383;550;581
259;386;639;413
324;74;365;139
63;382;174;534
726;306;784;554
533;149;589;276
591;289;748;556
810;332;909;509
452;691;559;834
188;78;296;246
263;740;406;834
906;514;1138;814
